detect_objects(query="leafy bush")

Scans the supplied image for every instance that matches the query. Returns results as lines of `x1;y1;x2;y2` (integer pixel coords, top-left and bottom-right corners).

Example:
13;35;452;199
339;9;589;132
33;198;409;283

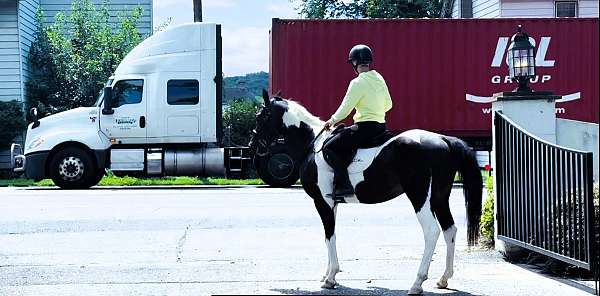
223;99;259;147
0;101;26;149
480;176;495;248
26;0;145;116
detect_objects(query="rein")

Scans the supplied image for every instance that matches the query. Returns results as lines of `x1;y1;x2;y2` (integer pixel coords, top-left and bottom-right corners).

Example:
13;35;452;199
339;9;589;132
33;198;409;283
304;126;327;157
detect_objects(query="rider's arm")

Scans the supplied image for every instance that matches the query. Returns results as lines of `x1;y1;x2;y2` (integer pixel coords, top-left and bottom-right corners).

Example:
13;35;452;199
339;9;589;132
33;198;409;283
383;89;392;112
330;80;363;123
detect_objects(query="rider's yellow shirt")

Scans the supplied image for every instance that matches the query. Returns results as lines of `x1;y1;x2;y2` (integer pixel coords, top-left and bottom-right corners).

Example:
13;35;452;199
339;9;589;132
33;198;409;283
330;70;392;124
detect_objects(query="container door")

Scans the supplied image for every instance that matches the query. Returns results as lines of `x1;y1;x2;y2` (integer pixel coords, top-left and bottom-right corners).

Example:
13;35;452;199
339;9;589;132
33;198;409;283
100;79;147;144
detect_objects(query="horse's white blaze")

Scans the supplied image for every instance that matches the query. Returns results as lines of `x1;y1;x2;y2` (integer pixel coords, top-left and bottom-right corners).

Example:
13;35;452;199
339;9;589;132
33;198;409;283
410;178;441;294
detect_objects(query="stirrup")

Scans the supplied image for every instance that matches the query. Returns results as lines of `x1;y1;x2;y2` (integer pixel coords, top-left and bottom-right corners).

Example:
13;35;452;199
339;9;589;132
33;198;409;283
333;183;354;202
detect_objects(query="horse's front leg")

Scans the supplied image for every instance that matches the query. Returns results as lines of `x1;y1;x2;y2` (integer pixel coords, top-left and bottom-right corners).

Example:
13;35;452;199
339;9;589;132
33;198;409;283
314;198;339;289
408;178;441;295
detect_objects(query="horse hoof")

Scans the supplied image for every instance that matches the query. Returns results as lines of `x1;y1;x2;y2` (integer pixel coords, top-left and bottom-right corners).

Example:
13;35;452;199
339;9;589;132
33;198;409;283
320;275;326;282
321;279;337;289
436;278;448;289
408;286;423;295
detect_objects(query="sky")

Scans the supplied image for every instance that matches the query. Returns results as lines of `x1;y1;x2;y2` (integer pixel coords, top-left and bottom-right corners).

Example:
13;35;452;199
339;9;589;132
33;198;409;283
153;0;300;77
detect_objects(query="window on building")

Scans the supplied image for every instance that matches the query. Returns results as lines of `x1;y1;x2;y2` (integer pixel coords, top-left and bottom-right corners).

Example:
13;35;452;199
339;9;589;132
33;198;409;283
167;80;200;105
461;0;473;18
555;1;578;17
113;79;144;108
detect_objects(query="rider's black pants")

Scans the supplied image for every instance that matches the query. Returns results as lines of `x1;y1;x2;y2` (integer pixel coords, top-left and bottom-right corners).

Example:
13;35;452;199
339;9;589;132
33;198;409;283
323;121;386;184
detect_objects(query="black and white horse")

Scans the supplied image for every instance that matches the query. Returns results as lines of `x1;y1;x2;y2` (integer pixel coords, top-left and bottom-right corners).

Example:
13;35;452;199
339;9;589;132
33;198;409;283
249;91;483;295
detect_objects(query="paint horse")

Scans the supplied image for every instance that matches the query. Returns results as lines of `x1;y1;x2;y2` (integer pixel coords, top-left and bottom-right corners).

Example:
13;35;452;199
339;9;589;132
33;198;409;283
249;91;482;295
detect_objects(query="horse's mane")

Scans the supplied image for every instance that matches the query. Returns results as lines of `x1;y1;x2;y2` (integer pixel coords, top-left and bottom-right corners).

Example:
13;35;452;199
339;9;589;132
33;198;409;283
285;99;325;130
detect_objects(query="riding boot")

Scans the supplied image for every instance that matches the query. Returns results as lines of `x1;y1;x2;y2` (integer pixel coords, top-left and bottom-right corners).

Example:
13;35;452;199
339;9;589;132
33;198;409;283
334;168;354;198
324;149;354;198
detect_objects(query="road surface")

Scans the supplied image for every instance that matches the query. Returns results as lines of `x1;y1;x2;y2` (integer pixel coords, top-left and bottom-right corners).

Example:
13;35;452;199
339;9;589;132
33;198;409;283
0;186;594;295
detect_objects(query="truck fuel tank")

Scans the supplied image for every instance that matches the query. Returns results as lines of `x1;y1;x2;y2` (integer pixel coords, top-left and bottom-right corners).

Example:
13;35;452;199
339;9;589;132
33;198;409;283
164;148;225;177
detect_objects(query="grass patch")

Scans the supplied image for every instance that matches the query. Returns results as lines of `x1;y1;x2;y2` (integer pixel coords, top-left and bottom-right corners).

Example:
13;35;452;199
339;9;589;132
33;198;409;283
0;178;36;187
0;175;264;187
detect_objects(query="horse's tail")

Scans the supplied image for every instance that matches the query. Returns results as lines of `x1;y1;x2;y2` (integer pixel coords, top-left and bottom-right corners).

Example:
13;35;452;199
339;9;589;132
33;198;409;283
449;138;483;246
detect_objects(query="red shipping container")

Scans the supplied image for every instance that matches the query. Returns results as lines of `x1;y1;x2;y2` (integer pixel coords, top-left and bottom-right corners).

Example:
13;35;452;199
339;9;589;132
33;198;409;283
269;18;599;149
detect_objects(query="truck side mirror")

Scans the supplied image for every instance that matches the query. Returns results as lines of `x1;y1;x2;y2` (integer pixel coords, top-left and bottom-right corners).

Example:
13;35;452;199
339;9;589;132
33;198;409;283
102;86;114;115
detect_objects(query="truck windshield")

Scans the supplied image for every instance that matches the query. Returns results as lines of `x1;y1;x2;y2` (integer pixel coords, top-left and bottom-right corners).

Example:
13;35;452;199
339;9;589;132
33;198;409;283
93;79;114;107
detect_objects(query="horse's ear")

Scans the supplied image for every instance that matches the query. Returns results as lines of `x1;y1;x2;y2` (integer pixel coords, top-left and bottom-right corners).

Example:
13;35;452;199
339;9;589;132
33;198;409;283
275;90;282;97
262;89;270;106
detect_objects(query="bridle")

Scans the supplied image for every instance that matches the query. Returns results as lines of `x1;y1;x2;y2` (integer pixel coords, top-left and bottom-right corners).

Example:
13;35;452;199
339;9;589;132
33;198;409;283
255;137;270;157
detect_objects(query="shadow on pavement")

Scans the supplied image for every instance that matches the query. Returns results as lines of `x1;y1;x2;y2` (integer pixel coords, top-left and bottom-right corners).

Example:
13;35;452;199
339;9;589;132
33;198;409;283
21;185;293;191
271;285;480;295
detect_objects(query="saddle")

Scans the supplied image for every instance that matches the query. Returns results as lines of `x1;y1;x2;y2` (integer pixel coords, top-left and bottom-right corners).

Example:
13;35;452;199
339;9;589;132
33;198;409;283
322;124;395;168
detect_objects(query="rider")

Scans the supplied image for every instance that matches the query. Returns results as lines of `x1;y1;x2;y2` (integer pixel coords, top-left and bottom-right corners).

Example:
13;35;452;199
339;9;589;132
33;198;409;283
323;44;393;198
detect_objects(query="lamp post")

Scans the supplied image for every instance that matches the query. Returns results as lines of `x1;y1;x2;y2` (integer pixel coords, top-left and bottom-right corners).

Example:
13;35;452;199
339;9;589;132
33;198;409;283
507;25;536;94
491;25;560;253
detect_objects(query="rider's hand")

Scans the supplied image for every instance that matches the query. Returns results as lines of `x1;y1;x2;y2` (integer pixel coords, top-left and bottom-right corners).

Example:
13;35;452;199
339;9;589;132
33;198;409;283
324;119;334;130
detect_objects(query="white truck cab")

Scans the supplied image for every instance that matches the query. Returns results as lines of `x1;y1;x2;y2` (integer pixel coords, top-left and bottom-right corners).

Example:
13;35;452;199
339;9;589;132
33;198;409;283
11;23;252;189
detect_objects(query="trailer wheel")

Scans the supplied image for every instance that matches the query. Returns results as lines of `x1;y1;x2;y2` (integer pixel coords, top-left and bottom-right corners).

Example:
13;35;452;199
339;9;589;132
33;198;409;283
49;147;98;189
255;145;299;188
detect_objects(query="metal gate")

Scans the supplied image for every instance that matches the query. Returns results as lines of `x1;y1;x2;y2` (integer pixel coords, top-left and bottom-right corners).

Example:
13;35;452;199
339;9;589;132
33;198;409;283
494;111;598;293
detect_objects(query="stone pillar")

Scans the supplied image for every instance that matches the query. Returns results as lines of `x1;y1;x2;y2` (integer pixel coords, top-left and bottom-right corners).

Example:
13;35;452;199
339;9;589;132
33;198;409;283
491;91;559;254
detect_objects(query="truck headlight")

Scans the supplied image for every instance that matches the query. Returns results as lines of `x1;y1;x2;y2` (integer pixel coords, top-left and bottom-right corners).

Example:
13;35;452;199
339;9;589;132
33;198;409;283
28;137;45;150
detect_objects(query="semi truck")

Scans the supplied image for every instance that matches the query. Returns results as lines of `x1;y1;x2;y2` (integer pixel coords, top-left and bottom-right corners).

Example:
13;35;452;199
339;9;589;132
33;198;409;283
10;23;258;189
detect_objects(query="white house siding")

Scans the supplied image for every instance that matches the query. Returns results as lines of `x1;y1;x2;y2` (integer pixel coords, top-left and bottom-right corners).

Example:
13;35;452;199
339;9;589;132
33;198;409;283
452;0;460;18
502;0;599;17
452;0;500;18
0;0;21;102
579;0;599;17
502;0;555;17
18;0;40;102
473;0;500;17
40;0;153;36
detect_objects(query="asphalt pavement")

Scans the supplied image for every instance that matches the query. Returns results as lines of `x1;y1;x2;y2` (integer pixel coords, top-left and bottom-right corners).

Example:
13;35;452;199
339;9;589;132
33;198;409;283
0;186;594;295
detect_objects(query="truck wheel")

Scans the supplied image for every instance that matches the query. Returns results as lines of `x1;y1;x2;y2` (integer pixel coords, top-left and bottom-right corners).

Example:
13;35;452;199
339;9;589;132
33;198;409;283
255;145;299;188
49;147;98;189
92;169;105;186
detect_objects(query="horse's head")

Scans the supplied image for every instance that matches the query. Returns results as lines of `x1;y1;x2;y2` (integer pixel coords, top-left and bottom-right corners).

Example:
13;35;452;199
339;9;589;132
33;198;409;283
249;89;289;157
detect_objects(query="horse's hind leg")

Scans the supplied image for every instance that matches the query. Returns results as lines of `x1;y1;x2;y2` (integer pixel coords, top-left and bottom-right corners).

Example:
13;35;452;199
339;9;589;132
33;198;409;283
314;198;339;289
407;176;441;295
432;194;457;288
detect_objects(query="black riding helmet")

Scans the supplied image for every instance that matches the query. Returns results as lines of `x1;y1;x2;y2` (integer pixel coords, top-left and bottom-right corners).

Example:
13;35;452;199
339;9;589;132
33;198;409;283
348;44;373;71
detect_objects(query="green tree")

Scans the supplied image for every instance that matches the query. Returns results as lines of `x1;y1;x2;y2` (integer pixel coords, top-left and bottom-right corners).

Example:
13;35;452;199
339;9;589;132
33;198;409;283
366;0;443;18
295;0;348;18
223;99;259;147
0;101;26;149
294;0;444;18
26;0;144;116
